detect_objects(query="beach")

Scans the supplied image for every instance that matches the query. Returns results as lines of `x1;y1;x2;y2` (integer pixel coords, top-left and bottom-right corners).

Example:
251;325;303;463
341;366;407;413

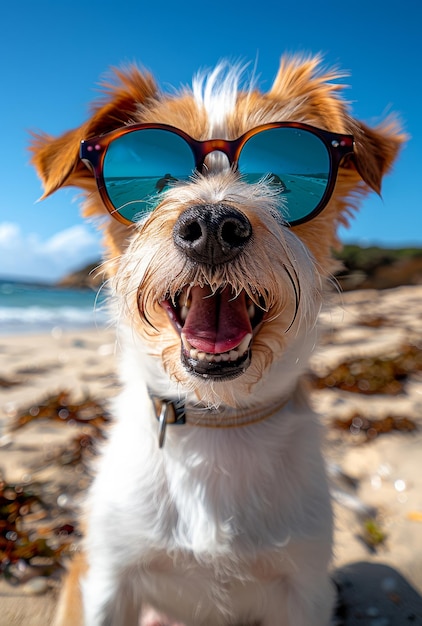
1;285;422;625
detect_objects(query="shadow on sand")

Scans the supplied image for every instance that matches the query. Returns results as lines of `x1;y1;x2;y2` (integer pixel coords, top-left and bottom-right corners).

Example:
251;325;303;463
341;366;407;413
333;561;422;624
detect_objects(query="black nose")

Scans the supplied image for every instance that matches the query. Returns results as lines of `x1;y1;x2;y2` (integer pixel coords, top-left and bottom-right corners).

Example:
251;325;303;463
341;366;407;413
173;204;252;265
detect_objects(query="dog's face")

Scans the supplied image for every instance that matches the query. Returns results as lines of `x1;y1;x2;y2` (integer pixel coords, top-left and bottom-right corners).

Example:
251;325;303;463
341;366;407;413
31;56;404;406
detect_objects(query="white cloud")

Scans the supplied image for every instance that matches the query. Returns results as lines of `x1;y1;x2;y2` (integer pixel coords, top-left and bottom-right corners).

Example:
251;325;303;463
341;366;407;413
0;222;21;246
0;222;102;282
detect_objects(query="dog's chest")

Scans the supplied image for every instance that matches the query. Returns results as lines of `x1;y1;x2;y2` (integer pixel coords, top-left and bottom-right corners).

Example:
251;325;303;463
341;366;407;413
147;423;309;554
94;396;329;560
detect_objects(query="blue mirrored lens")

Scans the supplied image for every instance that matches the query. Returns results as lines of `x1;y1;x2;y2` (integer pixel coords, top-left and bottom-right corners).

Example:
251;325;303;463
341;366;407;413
103;129;194;222
238;127;330;223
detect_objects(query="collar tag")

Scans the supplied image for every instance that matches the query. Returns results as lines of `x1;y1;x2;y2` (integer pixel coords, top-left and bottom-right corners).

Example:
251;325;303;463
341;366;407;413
150;395;186;448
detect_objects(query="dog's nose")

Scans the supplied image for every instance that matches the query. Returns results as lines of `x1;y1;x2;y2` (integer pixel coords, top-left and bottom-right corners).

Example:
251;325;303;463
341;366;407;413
173;204;252;265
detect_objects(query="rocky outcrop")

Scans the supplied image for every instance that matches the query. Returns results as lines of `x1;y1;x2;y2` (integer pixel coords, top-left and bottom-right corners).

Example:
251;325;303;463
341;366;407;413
56;261;104;290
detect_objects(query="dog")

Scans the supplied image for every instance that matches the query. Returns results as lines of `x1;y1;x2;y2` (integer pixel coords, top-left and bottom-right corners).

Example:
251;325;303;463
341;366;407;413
30;55;404;626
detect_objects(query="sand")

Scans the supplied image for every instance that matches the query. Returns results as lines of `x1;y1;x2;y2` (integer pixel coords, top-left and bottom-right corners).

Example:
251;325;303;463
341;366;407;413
1;285;422;625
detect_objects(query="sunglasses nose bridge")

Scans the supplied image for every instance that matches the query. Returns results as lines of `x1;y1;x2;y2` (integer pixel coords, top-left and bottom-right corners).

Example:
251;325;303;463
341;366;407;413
196;139;238;173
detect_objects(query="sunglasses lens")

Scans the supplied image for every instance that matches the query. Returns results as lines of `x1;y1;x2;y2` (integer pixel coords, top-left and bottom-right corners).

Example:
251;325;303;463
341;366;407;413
238;127;331;224
103;129;194;222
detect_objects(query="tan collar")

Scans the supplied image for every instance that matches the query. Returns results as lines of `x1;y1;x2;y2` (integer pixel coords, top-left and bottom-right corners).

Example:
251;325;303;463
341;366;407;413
149;393;289;448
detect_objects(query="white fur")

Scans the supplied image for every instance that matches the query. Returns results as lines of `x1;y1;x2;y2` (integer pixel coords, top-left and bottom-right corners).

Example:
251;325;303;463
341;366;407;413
82;334;334;626
78;66;335;626
81;283;335;626
192;62;245;137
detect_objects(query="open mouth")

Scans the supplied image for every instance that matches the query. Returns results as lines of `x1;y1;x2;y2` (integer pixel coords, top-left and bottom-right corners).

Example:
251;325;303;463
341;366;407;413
160;285;265;379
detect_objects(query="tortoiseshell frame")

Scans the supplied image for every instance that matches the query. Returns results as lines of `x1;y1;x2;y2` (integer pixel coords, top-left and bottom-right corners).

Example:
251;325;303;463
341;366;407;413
80;122;355;227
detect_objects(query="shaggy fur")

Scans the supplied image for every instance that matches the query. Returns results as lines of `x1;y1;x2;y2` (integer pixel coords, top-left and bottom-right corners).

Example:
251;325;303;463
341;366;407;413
31;55;404;626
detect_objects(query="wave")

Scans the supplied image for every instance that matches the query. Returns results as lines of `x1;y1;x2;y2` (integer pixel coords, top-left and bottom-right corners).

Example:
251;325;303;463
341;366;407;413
0;305;109;334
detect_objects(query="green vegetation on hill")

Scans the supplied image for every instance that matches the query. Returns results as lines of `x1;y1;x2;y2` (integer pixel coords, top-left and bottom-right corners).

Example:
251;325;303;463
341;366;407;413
335;245;422;272
335;245;422;290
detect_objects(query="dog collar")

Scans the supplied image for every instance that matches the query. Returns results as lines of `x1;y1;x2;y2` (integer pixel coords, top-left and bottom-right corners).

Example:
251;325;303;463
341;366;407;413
149;393;289;448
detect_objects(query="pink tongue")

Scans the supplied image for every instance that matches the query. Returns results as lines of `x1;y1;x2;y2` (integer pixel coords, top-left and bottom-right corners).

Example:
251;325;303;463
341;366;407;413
182;286;252;354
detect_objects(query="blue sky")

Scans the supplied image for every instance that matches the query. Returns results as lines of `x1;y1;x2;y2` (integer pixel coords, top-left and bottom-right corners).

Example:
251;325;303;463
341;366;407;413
0;0;420;282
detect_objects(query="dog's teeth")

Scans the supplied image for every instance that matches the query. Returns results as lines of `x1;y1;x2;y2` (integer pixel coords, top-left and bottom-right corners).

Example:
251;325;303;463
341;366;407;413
248;303;256;319
179;291;191;306
180;306;190;322
181;334;191;351
182;333;252;365
237;333;253;356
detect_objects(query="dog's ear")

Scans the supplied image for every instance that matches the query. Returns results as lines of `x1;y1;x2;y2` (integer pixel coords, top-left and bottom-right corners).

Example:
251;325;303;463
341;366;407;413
269;56;406;195
29;126;89;199
29;66;157;198
348;117;406;195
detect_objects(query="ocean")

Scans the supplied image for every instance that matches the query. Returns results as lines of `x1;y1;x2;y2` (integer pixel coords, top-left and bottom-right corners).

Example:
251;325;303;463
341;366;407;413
0;280;109;335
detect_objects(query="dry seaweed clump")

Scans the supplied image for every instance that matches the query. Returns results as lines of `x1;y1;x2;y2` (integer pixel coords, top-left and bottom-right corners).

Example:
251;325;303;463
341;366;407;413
0;479;76;584
332;413;418;442
312;343;422;395
0;391;111;585
13;391;110;436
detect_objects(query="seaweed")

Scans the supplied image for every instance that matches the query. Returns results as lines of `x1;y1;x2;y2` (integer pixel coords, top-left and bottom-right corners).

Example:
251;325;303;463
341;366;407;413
0;479;74;583
13;390;111;436
0;391;110;584
312;343;422;395
357;517;387;552
332;414;417;442
0;376;21;389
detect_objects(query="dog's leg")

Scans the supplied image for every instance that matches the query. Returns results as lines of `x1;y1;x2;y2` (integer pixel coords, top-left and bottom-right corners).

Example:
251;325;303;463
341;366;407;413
81;556;145;626
53;550;144;626
52;551;87;626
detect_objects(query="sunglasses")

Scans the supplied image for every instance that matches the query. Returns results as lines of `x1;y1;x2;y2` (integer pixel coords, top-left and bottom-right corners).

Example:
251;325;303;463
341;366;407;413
80;122;355;226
